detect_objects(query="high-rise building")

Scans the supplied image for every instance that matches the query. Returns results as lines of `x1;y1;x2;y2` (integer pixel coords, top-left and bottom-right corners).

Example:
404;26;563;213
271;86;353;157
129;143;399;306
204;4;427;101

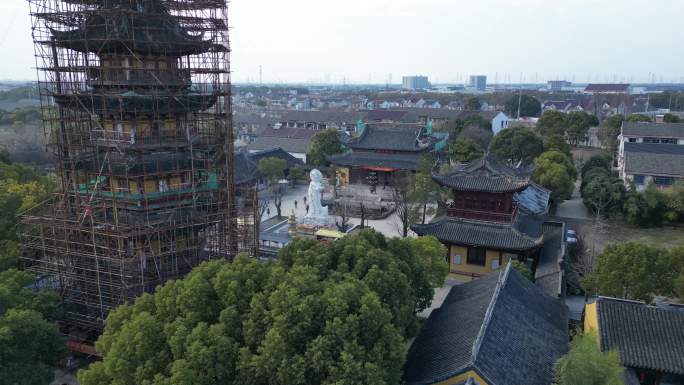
547;80;571;92
469;75;487;91
21;0;257;334
402;75;430;90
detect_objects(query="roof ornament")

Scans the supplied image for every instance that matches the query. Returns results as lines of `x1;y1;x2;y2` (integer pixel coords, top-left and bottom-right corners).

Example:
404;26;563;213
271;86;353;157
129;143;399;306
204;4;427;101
355;119;365;136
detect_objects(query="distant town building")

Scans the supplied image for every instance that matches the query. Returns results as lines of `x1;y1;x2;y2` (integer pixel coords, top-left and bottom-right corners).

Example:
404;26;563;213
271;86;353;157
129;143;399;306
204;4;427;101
617;122;684;191
404;109;511;136
469;75;487;91
246;126;317;162
278;110;366;133
584;83;631;94
402;75;431;90
547;80;572;92
584;297;684;385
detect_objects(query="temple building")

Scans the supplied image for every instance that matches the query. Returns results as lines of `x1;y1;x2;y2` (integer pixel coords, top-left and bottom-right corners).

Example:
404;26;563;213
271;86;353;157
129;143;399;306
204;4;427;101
328;122;448;187
20;0;255;336
411;157;561;282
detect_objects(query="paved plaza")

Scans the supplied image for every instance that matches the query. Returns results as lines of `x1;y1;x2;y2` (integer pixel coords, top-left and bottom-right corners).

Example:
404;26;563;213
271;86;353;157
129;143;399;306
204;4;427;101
259;183;437;238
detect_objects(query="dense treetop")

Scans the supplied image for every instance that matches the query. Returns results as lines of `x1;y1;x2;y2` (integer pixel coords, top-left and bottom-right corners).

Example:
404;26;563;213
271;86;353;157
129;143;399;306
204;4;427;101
79;230;448;385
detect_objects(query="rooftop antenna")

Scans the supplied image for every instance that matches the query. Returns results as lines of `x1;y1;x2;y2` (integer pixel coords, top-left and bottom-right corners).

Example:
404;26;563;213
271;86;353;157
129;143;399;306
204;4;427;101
259;65;263;85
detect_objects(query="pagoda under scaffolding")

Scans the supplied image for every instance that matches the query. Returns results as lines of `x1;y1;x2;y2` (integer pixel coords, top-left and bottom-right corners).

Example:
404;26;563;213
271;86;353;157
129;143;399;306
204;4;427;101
20;0;258;334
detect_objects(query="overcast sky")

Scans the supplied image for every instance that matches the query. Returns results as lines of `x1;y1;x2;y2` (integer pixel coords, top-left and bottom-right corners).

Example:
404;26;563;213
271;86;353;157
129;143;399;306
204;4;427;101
1;0;683;84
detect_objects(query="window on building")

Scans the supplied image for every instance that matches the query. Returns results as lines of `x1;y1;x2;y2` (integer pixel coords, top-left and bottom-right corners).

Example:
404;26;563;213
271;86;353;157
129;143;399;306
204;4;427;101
661;138;678;144
633;175;645;185
643;137;660;143
452;255;462;265
628;138;637;143
467;247;487;266
654;177;674;186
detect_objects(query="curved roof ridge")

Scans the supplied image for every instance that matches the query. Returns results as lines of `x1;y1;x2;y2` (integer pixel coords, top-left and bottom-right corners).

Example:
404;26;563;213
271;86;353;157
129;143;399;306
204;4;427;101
471;264;511;362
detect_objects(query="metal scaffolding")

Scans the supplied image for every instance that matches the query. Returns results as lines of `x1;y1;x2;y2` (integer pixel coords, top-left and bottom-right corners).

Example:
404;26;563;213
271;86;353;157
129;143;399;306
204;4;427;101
20;0;257;333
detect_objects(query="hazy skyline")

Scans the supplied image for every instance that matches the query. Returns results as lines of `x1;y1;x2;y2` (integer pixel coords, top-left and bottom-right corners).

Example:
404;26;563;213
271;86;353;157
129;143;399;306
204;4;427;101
1;0;683;84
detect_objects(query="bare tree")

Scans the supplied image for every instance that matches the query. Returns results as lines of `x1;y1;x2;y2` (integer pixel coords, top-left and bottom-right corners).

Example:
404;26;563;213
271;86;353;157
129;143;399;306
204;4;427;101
359;202;366;229
393;176;420;238
336;201;351;233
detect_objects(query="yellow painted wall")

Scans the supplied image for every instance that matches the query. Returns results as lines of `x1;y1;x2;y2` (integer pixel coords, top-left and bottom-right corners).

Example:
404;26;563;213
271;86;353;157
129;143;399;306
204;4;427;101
130;180;138;193
144;180;157;193
448;245;513;277
139;121;151;135
584;302;599;337
170;176;182;190
433;369;488;385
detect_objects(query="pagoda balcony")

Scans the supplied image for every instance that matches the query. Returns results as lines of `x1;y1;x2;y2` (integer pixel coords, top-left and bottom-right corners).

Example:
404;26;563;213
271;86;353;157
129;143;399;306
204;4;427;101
446;206;517;223
90;130;218;149
87;69;192;88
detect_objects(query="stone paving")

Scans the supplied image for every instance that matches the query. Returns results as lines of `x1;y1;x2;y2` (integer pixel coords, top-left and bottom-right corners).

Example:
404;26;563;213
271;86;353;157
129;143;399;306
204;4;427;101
259;183;433;238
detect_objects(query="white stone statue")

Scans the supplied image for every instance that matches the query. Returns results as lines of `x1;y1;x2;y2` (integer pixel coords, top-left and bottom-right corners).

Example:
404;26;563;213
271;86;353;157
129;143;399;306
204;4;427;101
305;169;329;224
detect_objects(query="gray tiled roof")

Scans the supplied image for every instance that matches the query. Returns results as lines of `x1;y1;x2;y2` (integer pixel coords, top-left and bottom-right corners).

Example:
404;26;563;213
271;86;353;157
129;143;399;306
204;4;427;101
585;83;630;92
403;264;569;385
622;122;684;138
361;109;419;123
514;182;551;215
280;110;367;125
400;108;502;122
411;214;543;251
327;151;424;171
250;148;305;169
623;143;684;177
433;156;532;193
349;126;431;152
233;152;258;185
596;297;684;375
534;222;565;299
247;136;312;154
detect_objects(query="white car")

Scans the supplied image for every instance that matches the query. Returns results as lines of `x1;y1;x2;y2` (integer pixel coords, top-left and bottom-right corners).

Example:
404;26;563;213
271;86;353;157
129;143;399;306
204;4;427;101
566;229;578;244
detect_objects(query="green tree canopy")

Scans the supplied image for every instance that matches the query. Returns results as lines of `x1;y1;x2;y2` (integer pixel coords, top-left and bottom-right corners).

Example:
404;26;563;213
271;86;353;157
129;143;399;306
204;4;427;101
505;94;541;118
582;243;675;302
663;113;681;123
0;309;66;385
597;115;625;151
464;96;482;111
566;112;598;145
258;157;287;182
533;151;577;202
581;154;613;180
0;269;65;385
490;127;544;165
537;110;567;137
626;113;652;122
622;184;683;227
553;332;624;385
448;138;484;164
307;128;343;166
543;134;571;157
78;230;448;385
287;165;305;185
581;174;625;217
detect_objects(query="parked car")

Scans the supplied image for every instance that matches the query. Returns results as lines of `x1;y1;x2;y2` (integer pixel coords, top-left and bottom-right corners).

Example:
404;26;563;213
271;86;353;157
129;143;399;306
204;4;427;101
566;229;578;244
